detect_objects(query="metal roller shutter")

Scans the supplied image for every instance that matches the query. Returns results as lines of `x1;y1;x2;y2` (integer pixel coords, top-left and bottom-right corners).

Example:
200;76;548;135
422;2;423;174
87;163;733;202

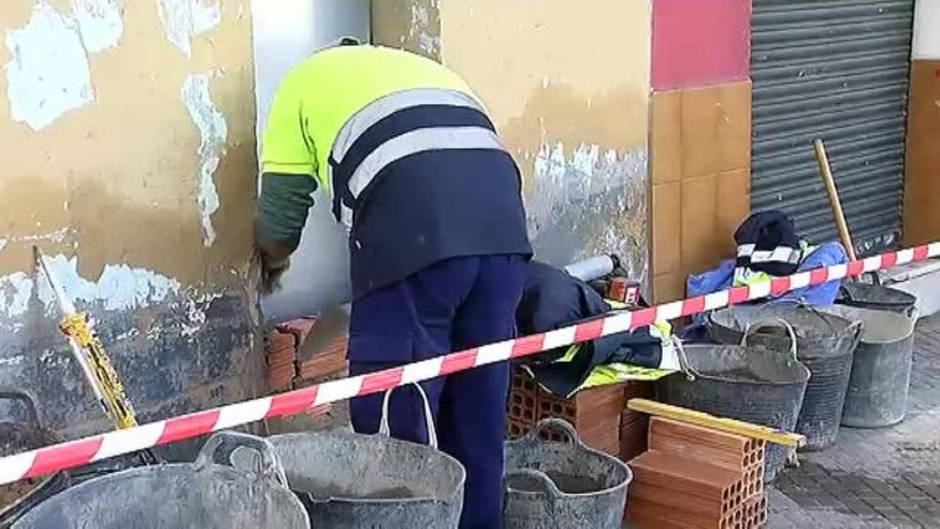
751;0;915;255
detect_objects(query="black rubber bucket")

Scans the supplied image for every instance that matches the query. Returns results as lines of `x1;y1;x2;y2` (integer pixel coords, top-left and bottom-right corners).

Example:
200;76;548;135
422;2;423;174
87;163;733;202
656;344;810;483
707;305;862;451
12;432;309;529
504;419;632;529
0;391;69;528
823;306;916;428
837;282;917;317
269;384;466;529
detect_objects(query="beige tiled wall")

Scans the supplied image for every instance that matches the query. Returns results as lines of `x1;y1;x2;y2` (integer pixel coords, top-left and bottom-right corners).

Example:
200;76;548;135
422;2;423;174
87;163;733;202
904;60;940;247
650;81;753;303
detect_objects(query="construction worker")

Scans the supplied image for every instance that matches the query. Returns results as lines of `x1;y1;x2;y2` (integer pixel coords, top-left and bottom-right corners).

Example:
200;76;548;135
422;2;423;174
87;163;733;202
254;40;531;528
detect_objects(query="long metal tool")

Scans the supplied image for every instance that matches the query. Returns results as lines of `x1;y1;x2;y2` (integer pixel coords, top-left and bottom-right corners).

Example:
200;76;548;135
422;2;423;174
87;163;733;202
34;248;138;431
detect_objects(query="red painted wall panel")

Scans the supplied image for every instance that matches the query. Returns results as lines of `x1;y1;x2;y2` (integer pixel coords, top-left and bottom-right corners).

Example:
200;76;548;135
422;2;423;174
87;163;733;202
652;0;751;90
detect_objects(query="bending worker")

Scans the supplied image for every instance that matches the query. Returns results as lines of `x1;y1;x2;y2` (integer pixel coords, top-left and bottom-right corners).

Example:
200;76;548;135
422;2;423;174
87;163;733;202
254;40;531;528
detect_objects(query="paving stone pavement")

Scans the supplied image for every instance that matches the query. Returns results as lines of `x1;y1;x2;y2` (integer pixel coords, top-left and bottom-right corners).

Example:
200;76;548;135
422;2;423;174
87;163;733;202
769;314;940;529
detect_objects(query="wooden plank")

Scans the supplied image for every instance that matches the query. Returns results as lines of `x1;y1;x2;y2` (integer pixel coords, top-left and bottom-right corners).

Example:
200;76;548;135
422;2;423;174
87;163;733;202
628;399;805;448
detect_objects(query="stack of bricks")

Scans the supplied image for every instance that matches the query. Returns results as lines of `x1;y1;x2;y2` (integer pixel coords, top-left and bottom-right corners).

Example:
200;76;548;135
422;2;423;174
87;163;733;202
266;329;298;391
297;334;349;381
507;369;539;439
266;317;349;392
627;417;768;529
537;382;627;455
620;381;657;461
507;369;654;458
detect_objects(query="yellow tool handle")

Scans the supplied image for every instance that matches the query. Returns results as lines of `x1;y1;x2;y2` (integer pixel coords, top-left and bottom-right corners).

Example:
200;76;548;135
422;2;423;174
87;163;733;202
61;314;138;430
627;398;805;448
814;139;858;262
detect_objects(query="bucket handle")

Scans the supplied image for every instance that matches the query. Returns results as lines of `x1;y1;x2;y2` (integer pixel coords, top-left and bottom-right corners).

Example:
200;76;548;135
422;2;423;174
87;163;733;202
505;469;564;499
671;336;699;382
741;318;798;361
379;383;439;450
524;418;585;448
195;431;289;487
0;389;43;429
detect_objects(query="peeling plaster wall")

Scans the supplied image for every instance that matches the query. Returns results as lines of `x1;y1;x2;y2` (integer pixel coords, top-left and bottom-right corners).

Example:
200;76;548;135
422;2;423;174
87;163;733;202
0;0;261;442
373;0;652;282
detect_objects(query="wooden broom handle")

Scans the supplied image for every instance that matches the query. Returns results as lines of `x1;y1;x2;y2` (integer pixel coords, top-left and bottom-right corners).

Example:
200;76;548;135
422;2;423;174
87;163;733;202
814;139;858;261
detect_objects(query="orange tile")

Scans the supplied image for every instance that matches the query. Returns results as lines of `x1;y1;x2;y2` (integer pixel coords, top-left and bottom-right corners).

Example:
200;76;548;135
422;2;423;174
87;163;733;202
651;89;683;185
716;167;751;258
680;173;721;277
652;181;681;276
653;272;685;304
907;61;940;135
904;60;940;246
680;81;751;179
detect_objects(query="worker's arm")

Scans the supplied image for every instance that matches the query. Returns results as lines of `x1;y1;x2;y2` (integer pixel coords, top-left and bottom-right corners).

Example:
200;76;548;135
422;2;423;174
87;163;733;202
255;68;319;293
255;173;318;261
254;173;317;293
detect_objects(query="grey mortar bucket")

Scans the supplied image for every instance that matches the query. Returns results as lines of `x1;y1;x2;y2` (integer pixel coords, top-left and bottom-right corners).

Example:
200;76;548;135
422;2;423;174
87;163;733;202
822;305;917;428
12;431;309;529
657;343;810;483
707;304;862;451
837;282;917;317
503;418;632;529
269;383;466;529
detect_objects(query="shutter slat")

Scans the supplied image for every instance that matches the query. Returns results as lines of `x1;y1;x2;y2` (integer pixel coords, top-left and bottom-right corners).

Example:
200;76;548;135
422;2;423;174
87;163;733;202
750;0;913;255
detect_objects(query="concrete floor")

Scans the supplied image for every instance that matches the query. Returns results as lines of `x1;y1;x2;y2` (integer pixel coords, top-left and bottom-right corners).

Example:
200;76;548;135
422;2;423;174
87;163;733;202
769;314;940;528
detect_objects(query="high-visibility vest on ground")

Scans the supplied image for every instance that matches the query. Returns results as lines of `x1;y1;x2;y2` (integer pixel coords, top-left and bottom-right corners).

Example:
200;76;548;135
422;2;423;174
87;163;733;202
262;45;532;296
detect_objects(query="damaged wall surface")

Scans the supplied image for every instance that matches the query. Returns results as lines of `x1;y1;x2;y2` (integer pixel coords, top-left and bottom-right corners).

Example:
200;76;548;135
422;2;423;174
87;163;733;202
373;0;652;282
0;0;262;442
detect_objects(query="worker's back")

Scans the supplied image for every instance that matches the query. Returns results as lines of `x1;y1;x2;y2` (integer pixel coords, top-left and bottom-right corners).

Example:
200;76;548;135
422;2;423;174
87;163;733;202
261;44;531;297
268;46;476;186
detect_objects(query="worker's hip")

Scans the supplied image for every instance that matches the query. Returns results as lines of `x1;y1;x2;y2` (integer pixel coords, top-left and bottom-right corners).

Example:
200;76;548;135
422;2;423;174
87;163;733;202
345;149;532;298
347;254;528;363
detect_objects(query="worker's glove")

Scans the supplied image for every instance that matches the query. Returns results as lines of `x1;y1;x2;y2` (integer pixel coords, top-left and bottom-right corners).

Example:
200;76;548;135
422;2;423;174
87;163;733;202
259;255;290;295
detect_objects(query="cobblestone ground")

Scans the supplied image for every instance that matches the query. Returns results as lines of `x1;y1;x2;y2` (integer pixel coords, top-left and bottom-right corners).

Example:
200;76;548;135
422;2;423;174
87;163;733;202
770;314;940;529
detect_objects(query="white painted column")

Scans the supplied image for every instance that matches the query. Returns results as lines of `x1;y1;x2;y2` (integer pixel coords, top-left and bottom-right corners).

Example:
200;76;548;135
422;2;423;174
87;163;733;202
252;0;370;326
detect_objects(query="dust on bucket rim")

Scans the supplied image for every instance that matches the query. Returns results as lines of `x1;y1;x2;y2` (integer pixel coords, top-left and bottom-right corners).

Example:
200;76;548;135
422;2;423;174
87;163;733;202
819;305;915;344
706;304;864;360
504;419;632;498
270;430;466;505
12;463;309;528
709;304;855;339
504;444;633;498
678;344;811;386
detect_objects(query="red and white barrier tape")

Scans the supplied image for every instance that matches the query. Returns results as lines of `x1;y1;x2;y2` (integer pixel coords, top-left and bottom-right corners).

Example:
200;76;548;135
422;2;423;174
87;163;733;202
1;243;937;484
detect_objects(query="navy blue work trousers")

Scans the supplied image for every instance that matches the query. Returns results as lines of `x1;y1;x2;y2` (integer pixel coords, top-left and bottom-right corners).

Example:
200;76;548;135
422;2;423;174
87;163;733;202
348;255;528;529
